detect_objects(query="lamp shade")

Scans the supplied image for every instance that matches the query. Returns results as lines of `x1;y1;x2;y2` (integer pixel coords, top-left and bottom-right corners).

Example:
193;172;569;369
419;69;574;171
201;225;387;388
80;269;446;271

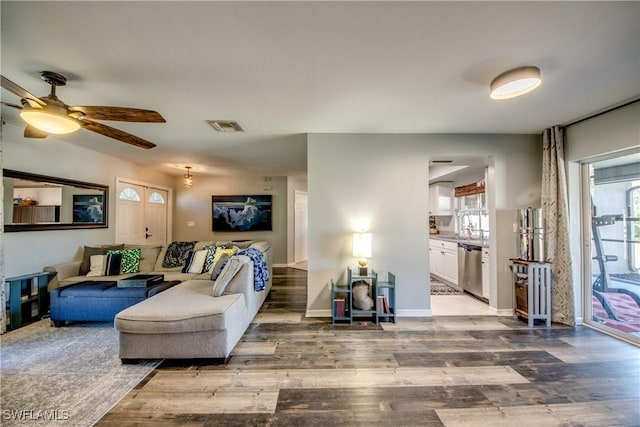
20;108;80;134
490;66;541;100
352;232;372;258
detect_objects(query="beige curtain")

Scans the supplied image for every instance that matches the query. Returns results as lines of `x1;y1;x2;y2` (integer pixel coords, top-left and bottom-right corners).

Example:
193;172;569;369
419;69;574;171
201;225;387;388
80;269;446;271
542;126;575;326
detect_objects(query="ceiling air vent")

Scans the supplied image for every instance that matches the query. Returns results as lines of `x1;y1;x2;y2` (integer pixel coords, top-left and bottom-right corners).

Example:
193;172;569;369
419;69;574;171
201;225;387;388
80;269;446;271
207;120;244;133
431;160;453;164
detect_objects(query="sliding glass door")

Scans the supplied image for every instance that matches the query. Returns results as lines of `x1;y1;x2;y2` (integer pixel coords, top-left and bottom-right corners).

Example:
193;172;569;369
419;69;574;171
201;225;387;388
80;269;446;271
583;152;640;343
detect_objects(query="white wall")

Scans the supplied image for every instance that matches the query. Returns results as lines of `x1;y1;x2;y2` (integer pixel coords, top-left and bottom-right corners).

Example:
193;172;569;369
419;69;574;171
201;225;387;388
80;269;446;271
2;124;174;278
565;100;640;323
307;133;541;317
171;174;289;265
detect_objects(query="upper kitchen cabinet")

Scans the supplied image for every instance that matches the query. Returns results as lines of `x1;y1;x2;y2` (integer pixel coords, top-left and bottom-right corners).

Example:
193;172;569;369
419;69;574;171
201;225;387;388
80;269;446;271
429;182;454;216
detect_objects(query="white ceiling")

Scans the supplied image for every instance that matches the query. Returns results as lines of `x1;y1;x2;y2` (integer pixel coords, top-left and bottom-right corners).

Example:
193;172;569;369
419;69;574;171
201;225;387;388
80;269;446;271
2;1;639;177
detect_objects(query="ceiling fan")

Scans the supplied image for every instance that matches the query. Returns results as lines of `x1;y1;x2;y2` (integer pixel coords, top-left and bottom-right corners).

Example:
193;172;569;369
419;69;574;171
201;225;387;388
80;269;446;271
1;71;165;149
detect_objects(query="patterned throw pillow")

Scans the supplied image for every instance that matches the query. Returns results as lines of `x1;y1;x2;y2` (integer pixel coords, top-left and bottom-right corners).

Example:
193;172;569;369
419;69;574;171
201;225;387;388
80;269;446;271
106;248;141;274
181;249;209;274
202;245;217;272
162;241;196;268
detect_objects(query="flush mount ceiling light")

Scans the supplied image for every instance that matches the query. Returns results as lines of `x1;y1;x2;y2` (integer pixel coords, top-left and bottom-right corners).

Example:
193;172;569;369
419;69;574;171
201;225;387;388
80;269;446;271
183;166;193;188
490;66;542;100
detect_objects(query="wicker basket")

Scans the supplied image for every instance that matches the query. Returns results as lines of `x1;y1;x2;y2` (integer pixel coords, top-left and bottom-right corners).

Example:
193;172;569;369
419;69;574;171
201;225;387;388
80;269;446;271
21;197;37;206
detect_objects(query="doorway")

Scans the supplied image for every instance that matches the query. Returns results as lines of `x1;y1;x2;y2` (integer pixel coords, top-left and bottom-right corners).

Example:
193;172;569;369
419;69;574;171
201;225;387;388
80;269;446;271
293;191;308;269
582;153;640;343
115;178;171;246
429;156;494;316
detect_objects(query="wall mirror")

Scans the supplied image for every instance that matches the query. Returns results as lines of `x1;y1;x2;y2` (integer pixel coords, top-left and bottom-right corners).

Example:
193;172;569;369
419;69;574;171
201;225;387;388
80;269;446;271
3;169;108;231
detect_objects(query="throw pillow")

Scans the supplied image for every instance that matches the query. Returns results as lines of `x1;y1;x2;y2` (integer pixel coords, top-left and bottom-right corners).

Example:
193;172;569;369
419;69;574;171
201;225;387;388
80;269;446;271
352;281;374;310
79;244;124;275
162;241;196;268
86;253;122;277
209;247;238;273
202;245;217;272
106;248;141;274
126;245;162;273
212;258;243;297
209;254;231;281
181;249;209;274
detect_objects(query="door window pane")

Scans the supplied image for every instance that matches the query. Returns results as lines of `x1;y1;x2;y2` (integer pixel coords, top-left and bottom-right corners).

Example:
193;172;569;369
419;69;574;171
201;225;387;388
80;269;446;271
119;187;141;202
148;191;165;204
587;154;640;342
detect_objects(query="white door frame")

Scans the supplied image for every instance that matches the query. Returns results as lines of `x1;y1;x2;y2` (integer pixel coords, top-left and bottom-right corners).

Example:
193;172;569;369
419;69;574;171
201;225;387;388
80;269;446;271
115;177;173;245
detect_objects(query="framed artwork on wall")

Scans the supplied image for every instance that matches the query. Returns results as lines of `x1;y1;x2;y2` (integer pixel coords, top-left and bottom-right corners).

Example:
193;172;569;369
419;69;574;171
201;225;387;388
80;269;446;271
212;195;272;231
73;194;105;223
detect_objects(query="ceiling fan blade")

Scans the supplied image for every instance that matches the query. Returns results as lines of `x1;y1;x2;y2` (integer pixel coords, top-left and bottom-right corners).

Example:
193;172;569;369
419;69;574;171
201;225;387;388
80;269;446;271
79;118;157;149
1;75;47;107
1;101;23;110
68;106;166;123
24;125;49;139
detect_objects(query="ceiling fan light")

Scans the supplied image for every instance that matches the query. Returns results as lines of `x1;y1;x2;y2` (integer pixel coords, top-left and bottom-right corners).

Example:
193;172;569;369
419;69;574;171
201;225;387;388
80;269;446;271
20;108;80;134
490;66;541;100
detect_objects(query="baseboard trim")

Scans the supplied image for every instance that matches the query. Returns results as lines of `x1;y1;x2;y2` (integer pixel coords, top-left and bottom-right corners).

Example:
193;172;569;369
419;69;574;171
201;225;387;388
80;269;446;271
489;308;515;317
397;309;432;317
273;263;289;268
305;309;331;318
305;309;433;318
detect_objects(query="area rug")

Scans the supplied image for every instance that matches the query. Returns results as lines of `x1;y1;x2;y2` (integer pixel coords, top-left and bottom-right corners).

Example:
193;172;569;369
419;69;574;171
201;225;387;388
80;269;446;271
0;319;159;426
430;278;464;295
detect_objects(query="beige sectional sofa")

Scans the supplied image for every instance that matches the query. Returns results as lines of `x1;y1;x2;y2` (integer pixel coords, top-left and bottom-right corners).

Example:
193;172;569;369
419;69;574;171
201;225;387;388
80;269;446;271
43;240;272;363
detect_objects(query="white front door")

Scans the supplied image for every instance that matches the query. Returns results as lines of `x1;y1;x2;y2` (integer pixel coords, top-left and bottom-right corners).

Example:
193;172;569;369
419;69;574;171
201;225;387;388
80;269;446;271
144;187;168;246
116;179;171;246
116;182;145;244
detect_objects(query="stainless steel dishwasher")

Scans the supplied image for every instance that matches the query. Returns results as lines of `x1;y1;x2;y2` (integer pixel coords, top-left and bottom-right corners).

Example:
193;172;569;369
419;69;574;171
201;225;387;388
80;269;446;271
458;243;483;299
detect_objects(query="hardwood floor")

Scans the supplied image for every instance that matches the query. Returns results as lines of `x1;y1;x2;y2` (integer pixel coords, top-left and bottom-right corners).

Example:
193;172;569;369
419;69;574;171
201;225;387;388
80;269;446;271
98;267;640;426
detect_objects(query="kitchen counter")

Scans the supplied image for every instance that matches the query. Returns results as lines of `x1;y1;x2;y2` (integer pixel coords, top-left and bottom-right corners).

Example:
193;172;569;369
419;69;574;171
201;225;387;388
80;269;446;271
429;234;489;248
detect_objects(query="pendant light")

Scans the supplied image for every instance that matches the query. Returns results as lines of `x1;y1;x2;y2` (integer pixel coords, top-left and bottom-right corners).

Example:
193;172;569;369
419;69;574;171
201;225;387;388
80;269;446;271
183;166;193;188
490;66;542;100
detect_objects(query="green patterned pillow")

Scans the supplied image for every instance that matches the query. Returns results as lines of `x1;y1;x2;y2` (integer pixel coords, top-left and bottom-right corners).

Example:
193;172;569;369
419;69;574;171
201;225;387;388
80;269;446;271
106;248;141;274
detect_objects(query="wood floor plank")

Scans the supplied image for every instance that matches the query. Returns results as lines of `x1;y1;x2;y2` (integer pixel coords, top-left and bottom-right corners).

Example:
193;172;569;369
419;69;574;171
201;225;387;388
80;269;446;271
109;387;279;414
436;399;640;427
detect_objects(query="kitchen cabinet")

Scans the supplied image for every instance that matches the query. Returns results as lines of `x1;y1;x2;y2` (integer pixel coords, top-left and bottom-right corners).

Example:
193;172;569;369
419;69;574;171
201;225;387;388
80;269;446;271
429;239;458;285
429;182;454;216
481;248;490;298
13;205;60;224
